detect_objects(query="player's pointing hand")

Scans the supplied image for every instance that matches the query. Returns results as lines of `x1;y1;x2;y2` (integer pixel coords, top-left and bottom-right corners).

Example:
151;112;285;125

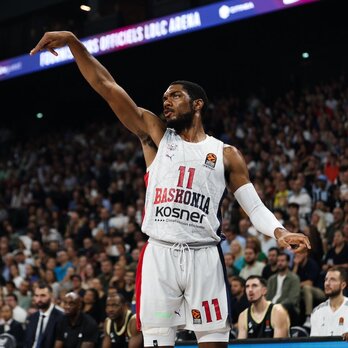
30;31;75;56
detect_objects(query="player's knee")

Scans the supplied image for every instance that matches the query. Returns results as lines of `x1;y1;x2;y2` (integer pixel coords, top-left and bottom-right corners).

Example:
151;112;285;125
195;329;230;343
142;327;176;347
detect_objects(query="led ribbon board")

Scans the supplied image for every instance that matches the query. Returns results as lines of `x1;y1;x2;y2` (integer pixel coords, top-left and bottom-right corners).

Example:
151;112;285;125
0;0;319;81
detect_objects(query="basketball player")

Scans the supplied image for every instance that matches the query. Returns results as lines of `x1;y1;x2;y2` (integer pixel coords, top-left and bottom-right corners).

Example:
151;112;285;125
102;293;142;348
30;31;310;348
237;275;290;338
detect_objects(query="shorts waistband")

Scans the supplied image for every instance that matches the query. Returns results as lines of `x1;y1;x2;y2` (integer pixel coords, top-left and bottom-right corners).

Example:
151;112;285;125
148;237;218;249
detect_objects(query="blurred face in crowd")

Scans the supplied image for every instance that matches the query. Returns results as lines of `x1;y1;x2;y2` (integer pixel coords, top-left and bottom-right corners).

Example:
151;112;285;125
324;270;346;298
333;230;344;247
63;293;81;317
5;295;16;309
224;253;234;267
244;247;256;265
267;249;279;266
0;305;12;322
231;279;244;297
230;240;242;256
245;277;266;304
34;287;52;311
276;254;289;272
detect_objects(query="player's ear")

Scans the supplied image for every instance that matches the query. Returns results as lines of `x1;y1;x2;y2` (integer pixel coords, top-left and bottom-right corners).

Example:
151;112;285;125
193;99;203;111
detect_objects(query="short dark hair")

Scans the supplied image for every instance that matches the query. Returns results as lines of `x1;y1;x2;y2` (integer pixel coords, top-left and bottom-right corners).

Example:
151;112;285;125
278;251;290;262
329;266;347;283
230;275;246;287
245;275;267;287
170;80;209;116
268;247;280;255
36;281;53;293
6;293;18;302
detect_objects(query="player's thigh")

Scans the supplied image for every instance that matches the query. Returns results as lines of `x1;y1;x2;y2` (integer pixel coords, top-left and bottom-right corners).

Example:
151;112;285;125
184;247;230;331
139;243;185;327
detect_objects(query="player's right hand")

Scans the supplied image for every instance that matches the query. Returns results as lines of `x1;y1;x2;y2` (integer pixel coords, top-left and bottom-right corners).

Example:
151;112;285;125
30;31;75;56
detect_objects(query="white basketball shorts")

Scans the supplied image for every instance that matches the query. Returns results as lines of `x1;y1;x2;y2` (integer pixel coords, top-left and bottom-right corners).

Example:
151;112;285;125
136;240;231;333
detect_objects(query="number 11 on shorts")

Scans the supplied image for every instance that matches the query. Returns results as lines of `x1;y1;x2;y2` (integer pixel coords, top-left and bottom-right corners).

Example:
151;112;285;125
202;298;222;322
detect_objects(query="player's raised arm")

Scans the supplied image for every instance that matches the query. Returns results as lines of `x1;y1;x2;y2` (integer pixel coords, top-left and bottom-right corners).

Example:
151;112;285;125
224;145;311;253
30;31;165;145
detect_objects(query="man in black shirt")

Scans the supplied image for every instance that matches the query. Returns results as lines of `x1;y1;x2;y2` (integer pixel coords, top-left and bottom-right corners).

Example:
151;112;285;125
230;276;249;328
55;292;99;348
262;247;279;280
237;275;289;338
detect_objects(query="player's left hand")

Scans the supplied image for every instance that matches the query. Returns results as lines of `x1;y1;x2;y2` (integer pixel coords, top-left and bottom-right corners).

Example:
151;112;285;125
275;228;311;253
342;332;348;341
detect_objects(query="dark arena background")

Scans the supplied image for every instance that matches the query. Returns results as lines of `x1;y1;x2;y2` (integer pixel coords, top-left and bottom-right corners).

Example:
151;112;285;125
0;0;348;347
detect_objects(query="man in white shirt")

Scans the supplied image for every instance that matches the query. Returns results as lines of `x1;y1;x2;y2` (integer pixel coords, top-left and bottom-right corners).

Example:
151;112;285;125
5;293;27;324
310;266;348;340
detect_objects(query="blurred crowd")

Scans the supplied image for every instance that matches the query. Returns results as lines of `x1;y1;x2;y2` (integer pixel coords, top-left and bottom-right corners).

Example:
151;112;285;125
1;73;348;344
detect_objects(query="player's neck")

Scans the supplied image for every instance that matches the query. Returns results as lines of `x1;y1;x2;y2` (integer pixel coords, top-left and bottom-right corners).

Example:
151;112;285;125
179;127;207;143
178;119;206;143
329;294;344;311
252;298;269;314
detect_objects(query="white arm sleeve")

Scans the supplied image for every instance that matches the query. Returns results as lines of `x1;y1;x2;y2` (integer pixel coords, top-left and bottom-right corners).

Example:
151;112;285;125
233;183;284;239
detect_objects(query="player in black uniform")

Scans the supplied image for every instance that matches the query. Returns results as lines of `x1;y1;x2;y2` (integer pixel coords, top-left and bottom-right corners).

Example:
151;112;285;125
102;293;143;348
237;275;289;338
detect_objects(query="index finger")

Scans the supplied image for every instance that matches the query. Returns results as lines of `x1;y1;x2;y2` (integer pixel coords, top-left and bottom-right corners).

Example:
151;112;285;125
30;35;51;55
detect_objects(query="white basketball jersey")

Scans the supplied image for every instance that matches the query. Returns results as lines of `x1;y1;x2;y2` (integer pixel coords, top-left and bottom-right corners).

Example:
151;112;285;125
142;128;227;244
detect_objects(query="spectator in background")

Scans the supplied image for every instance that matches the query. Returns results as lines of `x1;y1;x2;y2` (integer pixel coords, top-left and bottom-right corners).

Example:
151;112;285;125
118;269;136;306
24;282;64;348
312;175;329;205
0;304;24;348
304;211;325;263
292;249;326;328
15;280;32;311
322;230;348;273
237;275;290;338
288;179;312;222
224;252;240;278
310;266;348;340
286;202;307;233
43;269;60;300
5;293;27;324
266;252;301;326
325;207;345;246
82;288;104;326
239;247;265;280
324;153;339;184
70;274;86;298
54;250;74;282
98;259;114;293
230;275;249;328
246;236;268;263
221;226;245;255
230;240;244;272
55;292;99;347
262;247;279;280
273;179;289;211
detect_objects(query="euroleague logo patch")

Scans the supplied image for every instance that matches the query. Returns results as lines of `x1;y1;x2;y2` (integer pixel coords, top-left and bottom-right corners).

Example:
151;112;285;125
204;153;217;169
191;309;202;324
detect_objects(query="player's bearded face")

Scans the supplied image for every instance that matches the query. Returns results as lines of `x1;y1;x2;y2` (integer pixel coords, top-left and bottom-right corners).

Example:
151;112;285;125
166;103;195;132
325;284;342;298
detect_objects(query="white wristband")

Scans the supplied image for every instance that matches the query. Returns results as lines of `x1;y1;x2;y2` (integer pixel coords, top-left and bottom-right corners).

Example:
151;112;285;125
233;183;284;239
